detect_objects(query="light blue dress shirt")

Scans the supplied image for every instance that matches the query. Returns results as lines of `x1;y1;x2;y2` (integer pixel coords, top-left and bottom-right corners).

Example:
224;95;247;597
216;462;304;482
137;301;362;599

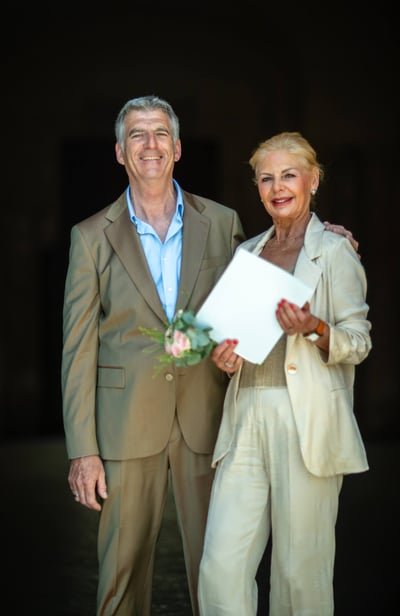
126;179;184;322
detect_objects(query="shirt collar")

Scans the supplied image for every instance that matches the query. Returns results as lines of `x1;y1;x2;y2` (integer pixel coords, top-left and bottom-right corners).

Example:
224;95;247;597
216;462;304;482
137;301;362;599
127;179;184;225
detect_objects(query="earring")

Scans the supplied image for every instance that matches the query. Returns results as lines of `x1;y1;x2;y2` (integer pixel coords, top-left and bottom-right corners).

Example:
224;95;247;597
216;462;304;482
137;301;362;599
311;188;316;196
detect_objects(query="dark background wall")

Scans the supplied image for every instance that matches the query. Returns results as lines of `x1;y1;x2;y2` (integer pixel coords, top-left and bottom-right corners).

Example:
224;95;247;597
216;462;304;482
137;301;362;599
1;2;397;441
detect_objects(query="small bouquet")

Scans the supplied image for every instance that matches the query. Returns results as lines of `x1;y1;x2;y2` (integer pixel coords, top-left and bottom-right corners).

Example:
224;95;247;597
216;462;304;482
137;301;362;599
139;309;216;373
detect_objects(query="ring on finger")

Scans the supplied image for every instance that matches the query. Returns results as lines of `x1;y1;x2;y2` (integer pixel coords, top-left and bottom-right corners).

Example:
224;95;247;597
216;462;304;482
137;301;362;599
224;361;234;368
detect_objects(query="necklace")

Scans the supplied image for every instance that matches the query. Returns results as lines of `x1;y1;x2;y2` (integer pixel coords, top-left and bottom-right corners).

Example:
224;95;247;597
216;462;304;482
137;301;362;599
273;232;305;243
267;232;305;252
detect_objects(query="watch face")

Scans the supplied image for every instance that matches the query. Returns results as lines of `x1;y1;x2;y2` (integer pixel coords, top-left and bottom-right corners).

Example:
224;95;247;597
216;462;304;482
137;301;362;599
305;332;320;342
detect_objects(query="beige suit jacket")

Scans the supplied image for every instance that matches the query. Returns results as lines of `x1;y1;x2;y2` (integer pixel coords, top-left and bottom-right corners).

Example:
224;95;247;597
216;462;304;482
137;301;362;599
61;190;245;460
212;213;372;477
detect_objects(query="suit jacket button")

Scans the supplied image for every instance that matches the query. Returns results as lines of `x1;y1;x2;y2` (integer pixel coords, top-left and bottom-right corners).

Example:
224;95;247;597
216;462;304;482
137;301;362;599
287;363;297;374
165;373;174;382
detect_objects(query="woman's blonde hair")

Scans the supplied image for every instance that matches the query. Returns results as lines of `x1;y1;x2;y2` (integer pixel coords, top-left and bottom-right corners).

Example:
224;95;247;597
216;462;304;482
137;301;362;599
249;131;324;183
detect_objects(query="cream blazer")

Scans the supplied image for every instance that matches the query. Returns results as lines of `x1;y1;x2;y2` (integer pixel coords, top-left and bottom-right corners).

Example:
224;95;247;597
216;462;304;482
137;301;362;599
61;190;245;461
212;213;372;477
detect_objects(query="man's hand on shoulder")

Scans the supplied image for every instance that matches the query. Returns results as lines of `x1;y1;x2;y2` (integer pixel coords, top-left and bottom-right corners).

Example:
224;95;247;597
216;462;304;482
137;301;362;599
324;221;360;257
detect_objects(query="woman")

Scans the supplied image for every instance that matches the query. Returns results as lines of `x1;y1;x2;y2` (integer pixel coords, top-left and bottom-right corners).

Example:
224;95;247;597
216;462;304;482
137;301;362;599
198;132;372;616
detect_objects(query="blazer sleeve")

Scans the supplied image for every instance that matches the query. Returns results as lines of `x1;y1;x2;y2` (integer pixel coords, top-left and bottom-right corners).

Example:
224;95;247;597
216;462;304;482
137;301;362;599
61;224;101;458
320;237;372;366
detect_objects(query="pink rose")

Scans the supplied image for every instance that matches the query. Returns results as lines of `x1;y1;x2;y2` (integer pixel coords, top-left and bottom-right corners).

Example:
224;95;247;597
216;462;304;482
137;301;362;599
165;329;191;358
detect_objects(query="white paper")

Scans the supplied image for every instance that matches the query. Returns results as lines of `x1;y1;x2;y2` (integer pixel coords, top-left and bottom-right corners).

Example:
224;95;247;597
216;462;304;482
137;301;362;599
196;249;313;364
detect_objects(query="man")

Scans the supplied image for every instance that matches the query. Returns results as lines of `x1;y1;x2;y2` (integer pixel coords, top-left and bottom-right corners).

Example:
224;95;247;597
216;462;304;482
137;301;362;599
62;95;244;615
61;95;359;615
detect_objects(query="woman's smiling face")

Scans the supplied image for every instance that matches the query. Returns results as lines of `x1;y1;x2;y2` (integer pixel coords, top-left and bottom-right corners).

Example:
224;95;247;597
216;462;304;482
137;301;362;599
255;149;319;223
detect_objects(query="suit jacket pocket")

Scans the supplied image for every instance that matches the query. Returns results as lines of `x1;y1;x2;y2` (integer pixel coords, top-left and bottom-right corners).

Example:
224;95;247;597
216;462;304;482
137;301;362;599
97;366;125;389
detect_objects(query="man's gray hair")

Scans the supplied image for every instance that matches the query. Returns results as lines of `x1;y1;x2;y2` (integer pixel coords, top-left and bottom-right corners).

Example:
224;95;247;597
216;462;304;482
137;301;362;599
115;95;180;149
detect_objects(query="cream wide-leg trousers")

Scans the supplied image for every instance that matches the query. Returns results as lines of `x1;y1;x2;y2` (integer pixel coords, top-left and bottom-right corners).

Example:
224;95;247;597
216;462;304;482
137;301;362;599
198;386;343;616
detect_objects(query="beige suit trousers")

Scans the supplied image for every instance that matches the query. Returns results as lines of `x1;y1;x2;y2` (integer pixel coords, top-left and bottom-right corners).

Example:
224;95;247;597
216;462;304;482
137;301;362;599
97;415;215;616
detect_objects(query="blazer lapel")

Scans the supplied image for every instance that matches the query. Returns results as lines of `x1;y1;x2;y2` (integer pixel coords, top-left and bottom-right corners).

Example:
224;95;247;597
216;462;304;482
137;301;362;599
175;193;211;311
294;213;324;291
103;191;213;321
104;197;166;323
294;250;321;291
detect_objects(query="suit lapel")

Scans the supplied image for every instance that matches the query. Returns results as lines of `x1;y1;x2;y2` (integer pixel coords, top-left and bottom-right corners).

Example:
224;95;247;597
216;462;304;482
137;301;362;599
294;213;324;291
176;194;210;311
104;201;166;323
294;251;321;291
103;191;211;322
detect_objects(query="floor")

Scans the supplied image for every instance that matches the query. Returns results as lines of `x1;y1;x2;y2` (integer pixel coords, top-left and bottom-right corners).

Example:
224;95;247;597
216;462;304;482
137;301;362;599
1;436;398;615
